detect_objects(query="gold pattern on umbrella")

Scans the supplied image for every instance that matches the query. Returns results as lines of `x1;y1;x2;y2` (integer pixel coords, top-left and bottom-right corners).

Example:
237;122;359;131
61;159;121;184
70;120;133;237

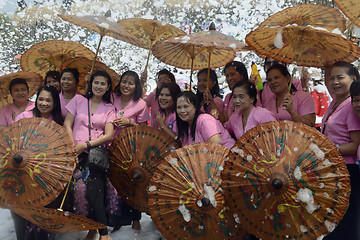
0;71;43;110
221;121;350;240
109;125;180;213
20;40;95;77
148;143;246;240
60;57;120;93
0;118;76;208
117;18;186;72
334;0;360;28
246;25;360;67
10;205;106;233
258;3;346;32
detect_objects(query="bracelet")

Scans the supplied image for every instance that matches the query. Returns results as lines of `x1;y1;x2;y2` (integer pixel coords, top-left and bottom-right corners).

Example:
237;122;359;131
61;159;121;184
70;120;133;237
85;141;91;149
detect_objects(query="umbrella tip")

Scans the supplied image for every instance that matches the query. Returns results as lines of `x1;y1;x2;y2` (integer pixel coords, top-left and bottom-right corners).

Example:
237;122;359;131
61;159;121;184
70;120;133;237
105;10;111;17
209;22;216;30
272;178;283;190
13;154;23;164
133;172;141;180
201;197;211;207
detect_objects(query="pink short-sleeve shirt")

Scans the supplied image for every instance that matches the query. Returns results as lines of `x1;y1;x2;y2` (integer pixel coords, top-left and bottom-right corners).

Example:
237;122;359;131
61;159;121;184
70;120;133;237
201;96;224;114
321;98;360;164
262;90;315;121
66;95;116;146
145;91;159;127
15;111;54;121
180;114;235;148
223;93;235;118
0;101;35;127
225;106;277;139
59;93;80;120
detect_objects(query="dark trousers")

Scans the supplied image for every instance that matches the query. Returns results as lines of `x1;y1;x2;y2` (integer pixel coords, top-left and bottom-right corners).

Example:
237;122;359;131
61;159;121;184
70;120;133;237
11;211;27;240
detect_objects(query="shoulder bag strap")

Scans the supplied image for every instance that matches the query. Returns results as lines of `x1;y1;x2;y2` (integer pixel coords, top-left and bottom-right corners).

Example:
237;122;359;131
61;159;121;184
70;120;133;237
87;99;91;141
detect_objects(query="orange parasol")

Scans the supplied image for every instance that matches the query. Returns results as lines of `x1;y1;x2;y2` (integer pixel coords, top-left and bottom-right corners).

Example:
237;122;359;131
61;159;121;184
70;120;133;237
60;57;120;93
0;118;76;208
246;25;360;67
10;205;106;233
258;3;346;32
0;71;43;109
59;11;140;74
20;40;95;77
117;18;186;73
108;125;180;213
221;121;350;240
334;0;360;28
148;143;246;240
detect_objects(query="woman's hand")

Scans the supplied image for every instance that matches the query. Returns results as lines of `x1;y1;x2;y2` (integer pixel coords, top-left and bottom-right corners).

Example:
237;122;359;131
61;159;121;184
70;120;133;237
282;93;294;112
210;108;220;120
74;143;87;155
156;112;166;129
113;117;130;127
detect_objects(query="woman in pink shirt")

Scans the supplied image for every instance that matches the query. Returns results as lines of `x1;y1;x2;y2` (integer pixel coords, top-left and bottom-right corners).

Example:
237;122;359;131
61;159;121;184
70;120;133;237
176;91;235;148
222;61;249;120
155;82;181;139
263;64;315;127
16;85;63;125
0;78;35;130
225;81;276;139
64;71;115;240
44;70;61;93
145;69;176;127
322;62;360;240
59;68;80;119
196;68;226;123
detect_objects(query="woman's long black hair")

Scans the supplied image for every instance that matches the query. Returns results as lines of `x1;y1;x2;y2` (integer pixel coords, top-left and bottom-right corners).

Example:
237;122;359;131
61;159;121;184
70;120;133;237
196;68;222;111
176;91;203;142
33;85;64;125
84;70;113;104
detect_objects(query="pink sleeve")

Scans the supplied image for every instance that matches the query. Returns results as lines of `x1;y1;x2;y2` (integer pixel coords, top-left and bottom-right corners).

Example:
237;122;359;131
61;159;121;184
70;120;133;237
15;111;34;121
136;100;150;123
65;95;80;117
295;91;316;116
346;104;360;132
197;114;221;141
224;118;234;136
105;107;116;124
0;107;8;126
213;97;224;113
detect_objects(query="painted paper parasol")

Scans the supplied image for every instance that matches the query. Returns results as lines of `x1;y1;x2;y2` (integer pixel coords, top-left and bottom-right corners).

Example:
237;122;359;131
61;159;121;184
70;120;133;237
117;18;186;73
245;25;360;67
60;57;120;93
257;3;346;32
334;0;360;28
148;143;246;240
109;125;180;213
221;121;350;240
20;40;95;77
10;205;106;233
0;118;76;208
0;71;43;109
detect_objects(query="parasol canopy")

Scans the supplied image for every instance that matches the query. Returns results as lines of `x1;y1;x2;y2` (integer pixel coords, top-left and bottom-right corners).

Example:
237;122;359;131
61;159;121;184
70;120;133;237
60;57;120;93
0;118;76;208
334;0;360;28
20;40;95;77
10;205;106;233
221;121;351;240
148;143;246;240
109;125;180;213
0;71;43;110
246;25;360;67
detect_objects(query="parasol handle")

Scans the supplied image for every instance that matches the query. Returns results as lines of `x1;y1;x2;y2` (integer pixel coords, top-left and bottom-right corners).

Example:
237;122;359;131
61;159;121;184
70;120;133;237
190;56;195;90
345;13;360;32
90;35;104;75
57;175;73;211
206;51;212;91
201;197;210;207
144;40;154;75
272;178;283;190
288;66;296;93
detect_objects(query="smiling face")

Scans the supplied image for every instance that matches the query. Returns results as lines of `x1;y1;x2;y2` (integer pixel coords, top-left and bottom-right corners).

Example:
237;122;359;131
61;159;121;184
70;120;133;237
225;66;243;90
158;88;175;111
329;66;354;100
10;83;29;105
232;85;254;112
37;90;54;117
92;76;109;98
352;95;360;117
266;69;290;95
120;74;136;97
197;72;215;93
176;96;196;125
60;72;77;92
46;76;61;92
157;73;172;87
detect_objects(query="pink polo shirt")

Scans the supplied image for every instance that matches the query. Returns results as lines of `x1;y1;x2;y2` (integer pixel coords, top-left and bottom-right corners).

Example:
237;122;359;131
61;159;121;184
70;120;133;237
66;95;116;146
200;96;224;114
0;101;35;127
262;90;315;121
223;93;234;118
180;114;235;149
59;93;80;120
321;98;360;164
145;91;159;127
225;106;277;139
113;94;150;136
15;111;54;121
